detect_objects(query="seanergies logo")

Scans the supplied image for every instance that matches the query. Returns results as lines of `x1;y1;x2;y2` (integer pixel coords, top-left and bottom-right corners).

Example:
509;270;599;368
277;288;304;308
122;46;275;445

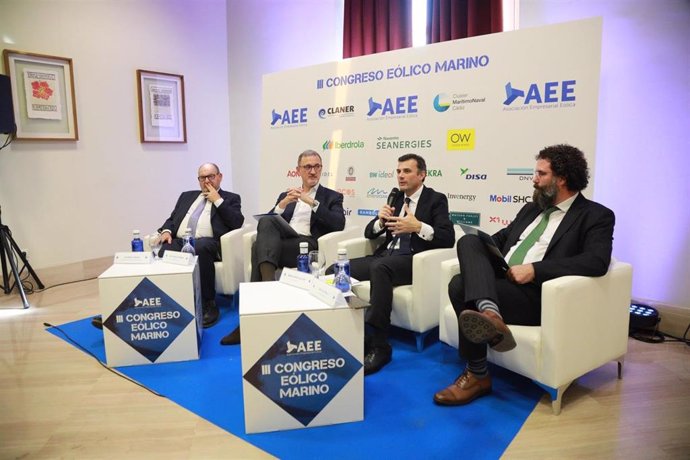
323;139;365;150
270;107;308;127
367;95;418;119
489;194;531;204
447;129;475;150
502;80;576;110
434;92;486;112
376;136;431;150
318;105;356;119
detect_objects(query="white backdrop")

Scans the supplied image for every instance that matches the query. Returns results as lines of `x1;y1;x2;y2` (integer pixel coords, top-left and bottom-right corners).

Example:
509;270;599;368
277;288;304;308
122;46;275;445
260;18;602;234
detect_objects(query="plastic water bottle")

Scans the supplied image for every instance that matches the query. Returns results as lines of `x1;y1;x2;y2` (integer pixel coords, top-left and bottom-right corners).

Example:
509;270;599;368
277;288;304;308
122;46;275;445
131;230;144;252
334;248;351;293
181;228;196;256
296;242;309;273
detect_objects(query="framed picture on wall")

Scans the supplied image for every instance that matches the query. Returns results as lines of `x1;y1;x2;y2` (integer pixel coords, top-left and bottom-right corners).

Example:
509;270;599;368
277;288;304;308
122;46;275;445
2;49;79;140
137;69;187;143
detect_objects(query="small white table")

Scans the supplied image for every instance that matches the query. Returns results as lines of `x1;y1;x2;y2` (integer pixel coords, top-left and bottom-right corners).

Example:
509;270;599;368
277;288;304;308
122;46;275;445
240;281;364;433
98;258;202;367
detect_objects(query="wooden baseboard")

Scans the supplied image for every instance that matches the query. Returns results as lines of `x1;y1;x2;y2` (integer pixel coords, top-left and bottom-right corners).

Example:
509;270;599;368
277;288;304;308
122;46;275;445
633;297;690;339
33;256;112;289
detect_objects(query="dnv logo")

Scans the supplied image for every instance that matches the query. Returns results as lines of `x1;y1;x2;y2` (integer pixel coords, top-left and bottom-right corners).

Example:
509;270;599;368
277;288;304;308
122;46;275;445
367;95;418;117
270;107;308;126
503;80;577;105
433;93;451;112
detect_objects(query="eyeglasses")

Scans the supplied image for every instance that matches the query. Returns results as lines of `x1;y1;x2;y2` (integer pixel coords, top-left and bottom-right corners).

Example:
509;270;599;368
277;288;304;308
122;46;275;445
198;174;217;181
300;164;322;171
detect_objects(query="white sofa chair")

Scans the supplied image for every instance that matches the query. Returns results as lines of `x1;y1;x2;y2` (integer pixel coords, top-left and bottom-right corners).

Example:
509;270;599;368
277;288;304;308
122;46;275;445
242;225;361;284
438;257;633;414
338;226;458;351
214;223;254;296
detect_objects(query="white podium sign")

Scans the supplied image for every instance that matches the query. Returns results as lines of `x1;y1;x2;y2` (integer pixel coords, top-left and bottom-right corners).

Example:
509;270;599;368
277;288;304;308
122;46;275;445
240;281;364;433
98;259;202;367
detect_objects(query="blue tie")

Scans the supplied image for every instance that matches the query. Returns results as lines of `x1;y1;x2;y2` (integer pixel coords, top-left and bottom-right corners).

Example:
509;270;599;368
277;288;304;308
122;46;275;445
186;196;207;237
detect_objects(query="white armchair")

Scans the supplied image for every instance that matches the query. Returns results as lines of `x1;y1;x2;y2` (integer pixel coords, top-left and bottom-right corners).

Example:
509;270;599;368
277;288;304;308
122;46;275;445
438;257;633;414
214;223;254;296
242;225;361;283
338;228;458;352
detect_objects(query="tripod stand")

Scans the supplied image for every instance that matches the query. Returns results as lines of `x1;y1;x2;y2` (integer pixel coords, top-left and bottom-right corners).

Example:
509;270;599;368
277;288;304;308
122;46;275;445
0;206;44;308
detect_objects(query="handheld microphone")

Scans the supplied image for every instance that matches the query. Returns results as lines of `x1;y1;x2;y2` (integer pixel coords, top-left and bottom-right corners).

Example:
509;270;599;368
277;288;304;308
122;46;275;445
386;187;400;207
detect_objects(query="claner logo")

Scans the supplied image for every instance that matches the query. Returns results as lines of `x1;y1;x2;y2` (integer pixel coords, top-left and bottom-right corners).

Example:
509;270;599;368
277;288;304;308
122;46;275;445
447;129;475;150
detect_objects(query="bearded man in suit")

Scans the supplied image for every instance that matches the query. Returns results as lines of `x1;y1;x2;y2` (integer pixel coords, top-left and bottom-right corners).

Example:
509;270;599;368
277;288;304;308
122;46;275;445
434;144;615;406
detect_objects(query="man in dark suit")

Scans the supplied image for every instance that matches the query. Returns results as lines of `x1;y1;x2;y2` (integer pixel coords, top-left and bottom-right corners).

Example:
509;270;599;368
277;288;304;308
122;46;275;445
158;162;244;328
351;153;455;375
220;149;345;345
433;144;615;406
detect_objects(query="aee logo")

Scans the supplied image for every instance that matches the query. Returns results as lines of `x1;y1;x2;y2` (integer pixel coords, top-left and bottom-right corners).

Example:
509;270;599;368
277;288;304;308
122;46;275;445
286;340;322;354
367;95;418;116
447;129;475;150
271;107;307;125
503;80;576;105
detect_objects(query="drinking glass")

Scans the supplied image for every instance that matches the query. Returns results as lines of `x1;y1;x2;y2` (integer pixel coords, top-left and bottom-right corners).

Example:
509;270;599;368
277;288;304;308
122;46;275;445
308;250;325;278
150;232;162;259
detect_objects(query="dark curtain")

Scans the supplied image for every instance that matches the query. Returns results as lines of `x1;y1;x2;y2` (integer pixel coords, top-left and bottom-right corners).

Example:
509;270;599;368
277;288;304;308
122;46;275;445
427;0;502;44
343;0;413;59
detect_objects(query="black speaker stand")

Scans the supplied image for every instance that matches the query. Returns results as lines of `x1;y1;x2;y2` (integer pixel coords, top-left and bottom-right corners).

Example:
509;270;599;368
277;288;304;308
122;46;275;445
0;206;43;308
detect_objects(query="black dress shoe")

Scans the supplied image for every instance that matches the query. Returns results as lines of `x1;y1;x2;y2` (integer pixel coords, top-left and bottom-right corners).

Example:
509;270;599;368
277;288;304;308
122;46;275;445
220;326;241;345
363;344;392;375
91;316;103;330
202;301;219;328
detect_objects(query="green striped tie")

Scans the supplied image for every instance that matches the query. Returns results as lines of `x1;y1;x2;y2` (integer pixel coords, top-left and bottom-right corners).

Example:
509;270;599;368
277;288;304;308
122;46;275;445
508;207;557;267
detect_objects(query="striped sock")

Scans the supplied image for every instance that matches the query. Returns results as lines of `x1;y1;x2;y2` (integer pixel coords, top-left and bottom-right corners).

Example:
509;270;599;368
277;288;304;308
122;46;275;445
476;298;502;319
467;358;489;379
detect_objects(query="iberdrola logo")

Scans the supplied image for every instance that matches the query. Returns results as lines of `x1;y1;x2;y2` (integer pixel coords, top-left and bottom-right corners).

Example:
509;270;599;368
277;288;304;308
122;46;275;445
322;139;365;150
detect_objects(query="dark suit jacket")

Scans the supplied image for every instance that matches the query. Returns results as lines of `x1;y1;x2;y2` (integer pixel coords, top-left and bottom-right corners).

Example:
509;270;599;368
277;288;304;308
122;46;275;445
493;193;615;284
273;185;345;239
365;186;455;256
160;189;244;240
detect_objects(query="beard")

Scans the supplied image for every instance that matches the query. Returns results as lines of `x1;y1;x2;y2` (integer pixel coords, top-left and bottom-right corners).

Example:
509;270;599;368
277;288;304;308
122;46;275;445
533;180;558;209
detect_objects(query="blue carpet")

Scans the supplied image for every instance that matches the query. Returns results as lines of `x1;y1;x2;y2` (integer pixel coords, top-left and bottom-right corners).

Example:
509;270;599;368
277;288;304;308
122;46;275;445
47;297;542;459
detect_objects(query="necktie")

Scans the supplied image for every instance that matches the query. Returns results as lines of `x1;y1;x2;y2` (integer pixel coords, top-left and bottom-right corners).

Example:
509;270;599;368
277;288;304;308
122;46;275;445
390;197;412;255
507;207;557;267
186;196;207;237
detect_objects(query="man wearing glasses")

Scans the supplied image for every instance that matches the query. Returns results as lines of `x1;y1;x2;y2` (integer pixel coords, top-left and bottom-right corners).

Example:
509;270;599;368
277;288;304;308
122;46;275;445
220;149;345;345
158;163;244;328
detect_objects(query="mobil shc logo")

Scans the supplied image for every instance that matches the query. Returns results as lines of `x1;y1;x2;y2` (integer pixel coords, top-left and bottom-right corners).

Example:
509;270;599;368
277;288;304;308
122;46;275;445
367;95;418;119
490;194;532;204
447;129;475;150
503;80;576;107
270;107;308;127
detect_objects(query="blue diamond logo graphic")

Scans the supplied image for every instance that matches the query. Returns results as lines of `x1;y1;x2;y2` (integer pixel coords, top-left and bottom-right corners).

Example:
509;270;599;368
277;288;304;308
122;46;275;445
103;277;195;363
243;313;362;426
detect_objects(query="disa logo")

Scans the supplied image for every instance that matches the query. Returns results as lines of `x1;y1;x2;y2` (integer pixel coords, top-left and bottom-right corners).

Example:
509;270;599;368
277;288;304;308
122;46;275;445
447;129;475;150
503;80;576;105
367;95;418;117
271;107;308;126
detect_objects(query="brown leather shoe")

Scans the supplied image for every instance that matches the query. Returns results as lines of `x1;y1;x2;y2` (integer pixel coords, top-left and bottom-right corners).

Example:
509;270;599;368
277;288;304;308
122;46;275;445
459;310;516;352
220;326;241;345
433;369;492;406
